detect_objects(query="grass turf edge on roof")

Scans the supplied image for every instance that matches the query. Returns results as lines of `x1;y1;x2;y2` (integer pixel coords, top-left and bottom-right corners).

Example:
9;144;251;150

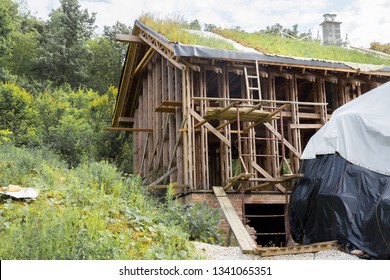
137;14;390;67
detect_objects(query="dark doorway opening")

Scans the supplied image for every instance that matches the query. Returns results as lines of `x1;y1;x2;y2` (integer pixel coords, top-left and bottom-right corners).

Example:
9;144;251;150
245;203;286;247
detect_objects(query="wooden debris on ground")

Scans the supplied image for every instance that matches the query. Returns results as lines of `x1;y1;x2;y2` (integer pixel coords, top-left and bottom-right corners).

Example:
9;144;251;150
257;240;338;257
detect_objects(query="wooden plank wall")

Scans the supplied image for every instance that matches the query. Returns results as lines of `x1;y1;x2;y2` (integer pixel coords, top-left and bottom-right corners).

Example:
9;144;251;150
133;55;184;184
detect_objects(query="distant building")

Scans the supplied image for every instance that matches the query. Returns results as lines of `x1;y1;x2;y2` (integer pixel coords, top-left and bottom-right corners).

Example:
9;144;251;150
320;13;342;45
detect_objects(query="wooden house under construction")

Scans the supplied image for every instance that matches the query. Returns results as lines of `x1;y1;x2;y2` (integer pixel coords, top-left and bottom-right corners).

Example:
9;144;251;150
109;19;390;253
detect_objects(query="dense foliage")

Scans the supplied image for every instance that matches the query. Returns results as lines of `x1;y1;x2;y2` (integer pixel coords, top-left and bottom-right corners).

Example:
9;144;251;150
0;144;221;259
0;0;131;92
0;0;223;260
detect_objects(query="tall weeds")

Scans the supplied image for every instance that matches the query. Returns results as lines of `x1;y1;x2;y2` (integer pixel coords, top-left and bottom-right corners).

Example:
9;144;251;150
139;14;236;50
0;144;220;259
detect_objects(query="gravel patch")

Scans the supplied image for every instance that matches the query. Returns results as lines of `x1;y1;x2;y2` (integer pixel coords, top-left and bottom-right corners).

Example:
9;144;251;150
192;242;361;260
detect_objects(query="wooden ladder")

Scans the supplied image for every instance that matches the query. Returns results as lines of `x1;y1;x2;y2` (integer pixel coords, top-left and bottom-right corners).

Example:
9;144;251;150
244;60;262;100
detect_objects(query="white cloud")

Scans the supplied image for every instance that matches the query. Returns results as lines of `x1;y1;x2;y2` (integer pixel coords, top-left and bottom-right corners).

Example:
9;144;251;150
25;0;390;48
25;0;60;19
340;0;390;47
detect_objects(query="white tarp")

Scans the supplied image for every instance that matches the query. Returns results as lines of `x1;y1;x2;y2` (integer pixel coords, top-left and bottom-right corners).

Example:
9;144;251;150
1;188;40;199
302;81;390;175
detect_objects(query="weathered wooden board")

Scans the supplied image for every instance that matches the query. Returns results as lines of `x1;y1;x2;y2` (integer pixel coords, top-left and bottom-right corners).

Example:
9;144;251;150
213;187;257;254
258;241;338;257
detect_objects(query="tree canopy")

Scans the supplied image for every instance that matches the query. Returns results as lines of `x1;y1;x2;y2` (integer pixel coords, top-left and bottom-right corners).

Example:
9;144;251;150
0;0;133;171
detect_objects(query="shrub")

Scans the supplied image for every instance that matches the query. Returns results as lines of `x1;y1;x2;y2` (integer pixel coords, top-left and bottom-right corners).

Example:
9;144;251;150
0;82;41;146
163;185;223;244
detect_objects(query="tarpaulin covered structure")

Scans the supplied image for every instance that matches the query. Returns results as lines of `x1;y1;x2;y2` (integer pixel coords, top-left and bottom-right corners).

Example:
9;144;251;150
290;81;390;259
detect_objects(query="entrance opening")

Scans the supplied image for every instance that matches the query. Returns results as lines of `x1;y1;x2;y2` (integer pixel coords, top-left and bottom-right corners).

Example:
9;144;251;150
245;203;286;247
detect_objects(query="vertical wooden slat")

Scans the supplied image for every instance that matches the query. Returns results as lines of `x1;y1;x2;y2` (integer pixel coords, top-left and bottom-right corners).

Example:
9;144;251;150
267;74;279;177
175;68;184;185
133;98;140;173
147;62;153;176
200;68;209;189
161;59;169;171
182;69;189;186
222;67;232;188
167;62;177;182
289;75;301;172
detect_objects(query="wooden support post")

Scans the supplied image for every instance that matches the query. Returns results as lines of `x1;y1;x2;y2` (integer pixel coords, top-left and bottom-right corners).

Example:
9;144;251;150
222;67;232;188
199;68;209;189
167;62;177;182
289;75;301;172
175;68;184;185
147;63;153;175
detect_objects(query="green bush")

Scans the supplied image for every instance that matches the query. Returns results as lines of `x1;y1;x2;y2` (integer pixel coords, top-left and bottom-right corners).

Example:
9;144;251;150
0;143;65;188
163;186;223;244
0;82;41;146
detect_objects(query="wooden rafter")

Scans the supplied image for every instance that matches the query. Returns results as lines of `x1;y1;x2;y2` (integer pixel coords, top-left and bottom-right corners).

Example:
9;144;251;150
133;47;156;76
136;22;185;70
112;42;141;127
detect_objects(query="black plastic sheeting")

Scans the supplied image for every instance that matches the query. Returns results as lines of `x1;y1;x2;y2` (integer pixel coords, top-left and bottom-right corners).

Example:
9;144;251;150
289;153;390;259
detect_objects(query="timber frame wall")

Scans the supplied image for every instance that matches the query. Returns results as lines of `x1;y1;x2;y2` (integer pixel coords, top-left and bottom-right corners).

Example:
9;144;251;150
112;20;390;194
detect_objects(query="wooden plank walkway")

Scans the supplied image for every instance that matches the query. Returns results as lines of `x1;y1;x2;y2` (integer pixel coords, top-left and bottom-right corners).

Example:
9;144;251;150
213;186;258;254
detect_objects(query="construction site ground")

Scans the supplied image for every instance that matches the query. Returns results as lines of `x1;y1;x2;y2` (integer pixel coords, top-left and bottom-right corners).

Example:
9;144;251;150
192;242;361;260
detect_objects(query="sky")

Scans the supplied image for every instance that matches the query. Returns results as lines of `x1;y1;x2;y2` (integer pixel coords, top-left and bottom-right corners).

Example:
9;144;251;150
25;0;390;48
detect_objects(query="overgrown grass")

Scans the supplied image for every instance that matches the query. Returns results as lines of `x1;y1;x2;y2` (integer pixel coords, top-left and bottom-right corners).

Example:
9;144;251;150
139;14;236;50
214;29;390;65
0;144;222;259
138;15;390;65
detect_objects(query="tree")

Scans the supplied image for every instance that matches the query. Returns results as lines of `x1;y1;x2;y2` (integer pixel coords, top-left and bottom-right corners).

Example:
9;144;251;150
204;23;218;32
85;21;132;92
370;42;390;55
0;0;18;56
189;19;201;31
86;37;123;93
5;14;43;77
0;1;43;79
34;0;96;88
103;21;132;42
262;23;311;40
